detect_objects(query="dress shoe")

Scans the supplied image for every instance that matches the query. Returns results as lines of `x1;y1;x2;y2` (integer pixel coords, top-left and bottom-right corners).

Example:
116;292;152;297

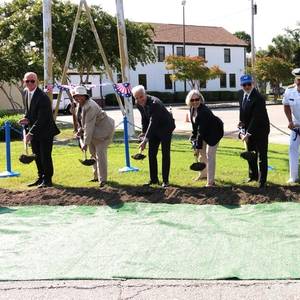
143;180;159;187
27;178;43;187
258;182;266;189
161;182;169;188
89;178;98;182
244;177;258;183
287;178;299;184
99;181;106;188
37;181;53;188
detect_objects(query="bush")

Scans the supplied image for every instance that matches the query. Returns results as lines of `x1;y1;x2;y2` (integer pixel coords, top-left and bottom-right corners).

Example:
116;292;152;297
104;90;239;106
0;114;23;141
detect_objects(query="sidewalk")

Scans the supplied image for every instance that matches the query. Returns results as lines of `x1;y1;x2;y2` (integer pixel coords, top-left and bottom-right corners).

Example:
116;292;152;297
57;104;290;145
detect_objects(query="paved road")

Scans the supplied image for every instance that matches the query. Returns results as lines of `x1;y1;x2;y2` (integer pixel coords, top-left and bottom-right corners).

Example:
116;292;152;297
1;280;300;299
58;104;290;145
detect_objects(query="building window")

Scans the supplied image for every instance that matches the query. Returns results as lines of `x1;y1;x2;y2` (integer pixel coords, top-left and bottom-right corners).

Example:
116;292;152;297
200;80;206;89
176;46;184;56
198;47;206;59
224;48;231;63
138;74;147;90
157;46;165;62
229;73;236;88
165;74;172;90
220;73;227;88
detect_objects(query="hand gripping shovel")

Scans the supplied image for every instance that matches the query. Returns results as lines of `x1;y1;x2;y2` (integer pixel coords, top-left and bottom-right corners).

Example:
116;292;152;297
19;127;36;164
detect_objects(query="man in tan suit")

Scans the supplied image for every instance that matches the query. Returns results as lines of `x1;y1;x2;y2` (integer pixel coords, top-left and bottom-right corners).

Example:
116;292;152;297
73;86;115;187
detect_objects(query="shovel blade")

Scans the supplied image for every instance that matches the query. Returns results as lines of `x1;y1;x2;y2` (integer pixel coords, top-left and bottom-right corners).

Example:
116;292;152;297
79;159;96;166
190;162;206;171
19;154;36;164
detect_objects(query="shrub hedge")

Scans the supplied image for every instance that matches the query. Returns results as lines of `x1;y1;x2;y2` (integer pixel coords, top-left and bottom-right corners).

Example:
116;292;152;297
0;114;23;141
104;90;238;106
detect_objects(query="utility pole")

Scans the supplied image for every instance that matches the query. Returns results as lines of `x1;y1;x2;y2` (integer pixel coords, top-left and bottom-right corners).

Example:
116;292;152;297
43;0;53;103
250;0;257;68
182;0;187;92
115;0;135;138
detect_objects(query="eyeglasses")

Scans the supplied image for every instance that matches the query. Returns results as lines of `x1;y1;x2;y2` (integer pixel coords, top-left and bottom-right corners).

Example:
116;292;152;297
25;80;35;84
190;98;200;103
242;83;252;87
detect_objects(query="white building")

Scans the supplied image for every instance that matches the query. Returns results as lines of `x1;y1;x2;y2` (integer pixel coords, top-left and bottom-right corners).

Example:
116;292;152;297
68;23;247;98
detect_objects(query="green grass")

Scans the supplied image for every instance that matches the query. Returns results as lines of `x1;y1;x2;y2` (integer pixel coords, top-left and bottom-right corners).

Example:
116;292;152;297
0;128;290;190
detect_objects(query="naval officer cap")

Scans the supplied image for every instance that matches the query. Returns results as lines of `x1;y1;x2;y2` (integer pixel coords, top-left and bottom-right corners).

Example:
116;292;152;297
292;68;300;79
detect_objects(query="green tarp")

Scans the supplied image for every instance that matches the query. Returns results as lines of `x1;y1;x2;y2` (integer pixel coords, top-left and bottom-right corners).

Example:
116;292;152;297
0;202;300;280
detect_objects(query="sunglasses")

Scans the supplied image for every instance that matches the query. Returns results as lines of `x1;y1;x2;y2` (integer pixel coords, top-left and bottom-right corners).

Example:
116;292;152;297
242;83;252;87
191;98;200;102
25;80;35;84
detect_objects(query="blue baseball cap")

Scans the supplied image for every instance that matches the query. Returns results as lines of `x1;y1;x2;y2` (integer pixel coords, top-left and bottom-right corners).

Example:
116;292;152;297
240;74;253;85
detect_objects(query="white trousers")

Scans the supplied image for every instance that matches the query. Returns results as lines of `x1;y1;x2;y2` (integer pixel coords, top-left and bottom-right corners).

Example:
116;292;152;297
197;142;218;185
289;130;300;181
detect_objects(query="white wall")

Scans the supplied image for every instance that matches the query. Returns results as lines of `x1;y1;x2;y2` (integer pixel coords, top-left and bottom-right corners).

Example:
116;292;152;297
67;43;246;98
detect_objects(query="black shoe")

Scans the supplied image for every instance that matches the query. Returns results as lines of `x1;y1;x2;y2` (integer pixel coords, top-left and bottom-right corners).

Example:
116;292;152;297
89;178;98;182
244;177;258;183
143;180;159;187
27;178;43;187
240;151;256;162
37;180;53;188
162;182;169;188
99;181;106;188
259;182;266;189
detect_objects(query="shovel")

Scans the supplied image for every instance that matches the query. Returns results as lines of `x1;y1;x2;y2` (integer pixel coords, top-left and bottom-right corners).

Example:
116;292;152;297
78;139;96;166
131;148;146;160
79;150;96;166
19;127;36;164
189;141;206;171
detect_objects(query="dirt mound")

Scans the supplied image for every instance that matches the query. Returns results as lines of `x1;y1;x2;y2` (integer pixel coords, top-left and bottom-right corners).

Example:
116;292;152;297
1;184;300;207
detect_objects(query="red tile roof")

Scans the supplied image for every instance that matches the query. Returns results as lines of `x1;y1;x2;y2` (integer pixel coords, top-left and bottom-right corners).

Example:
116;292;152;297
149;23;247;47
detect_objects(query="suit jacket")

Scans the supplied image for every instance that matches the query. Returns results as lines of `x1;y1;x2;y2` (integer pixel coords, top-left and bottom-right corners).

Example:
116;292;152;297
190;104;224;148
136;95;175;139
238;88;270;138
77;99;115;145
24;87;60;139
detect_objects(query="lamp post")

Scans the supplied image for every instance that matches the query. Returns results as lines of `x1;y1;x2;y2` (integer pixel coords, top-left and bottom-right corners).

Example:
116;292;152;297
182;0;186;92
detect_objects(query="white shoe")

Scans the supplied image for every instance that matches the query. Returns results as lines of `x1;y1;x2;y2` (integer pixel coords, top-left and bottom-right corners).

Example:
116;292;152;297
287;178;298;184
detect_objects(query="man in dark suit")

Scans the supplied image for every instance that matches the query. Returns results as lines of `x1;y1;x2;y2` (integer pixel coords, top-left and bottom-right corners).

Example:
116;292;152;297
132;85;175;188
238;75;270;188
19;72;60;188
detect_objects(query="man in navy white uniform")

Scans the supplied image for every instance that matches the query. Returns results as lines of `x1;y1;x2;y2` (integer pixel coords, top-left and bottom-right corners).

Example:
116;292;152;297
283;68;300;183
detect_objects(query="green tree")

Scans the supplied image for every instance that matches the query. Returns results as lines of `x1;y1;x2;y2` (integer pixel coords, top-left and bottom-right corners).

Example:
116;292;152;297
234;31;251;53
165;55;224;90
0;0;155;108
254;56;293;100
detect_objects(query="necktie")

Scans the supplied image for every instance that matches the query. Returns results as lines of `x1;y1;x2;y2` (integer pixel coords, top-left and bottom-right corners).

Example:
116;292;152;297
242;94;248;110
28;93;32;109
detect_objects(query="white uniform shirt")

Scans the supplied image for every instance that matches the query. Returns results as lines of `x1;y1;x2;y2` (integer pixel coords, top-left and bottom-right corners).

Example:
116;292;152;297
282;85;300;126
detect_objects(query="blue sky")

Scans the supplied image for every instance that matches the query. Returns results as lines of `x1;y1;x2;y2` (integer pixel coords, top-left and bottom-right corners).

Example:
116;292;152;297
0;0;299;49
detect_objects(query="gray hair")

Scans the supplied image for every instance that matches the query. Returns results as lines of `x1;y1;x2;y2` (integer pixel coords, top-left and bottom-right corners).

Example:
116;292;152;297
185;89;205;106
132;85;146;97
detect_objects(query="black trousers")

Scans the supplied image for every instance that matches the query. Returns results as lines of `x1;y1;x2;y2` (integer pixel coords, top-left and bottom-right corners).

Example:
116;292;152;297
31;137;54;183
148;134;172;183
246;135;269;184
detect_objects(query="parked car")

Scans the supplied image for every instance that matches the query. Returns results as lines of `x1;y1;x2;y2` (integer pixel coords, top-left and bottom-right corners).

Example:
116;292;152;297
52;92;72;115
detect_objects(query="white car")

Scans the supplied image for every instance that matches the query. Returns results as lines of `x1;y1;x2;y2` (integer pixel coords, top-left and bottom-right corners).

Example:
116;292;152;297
52;92;72;115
